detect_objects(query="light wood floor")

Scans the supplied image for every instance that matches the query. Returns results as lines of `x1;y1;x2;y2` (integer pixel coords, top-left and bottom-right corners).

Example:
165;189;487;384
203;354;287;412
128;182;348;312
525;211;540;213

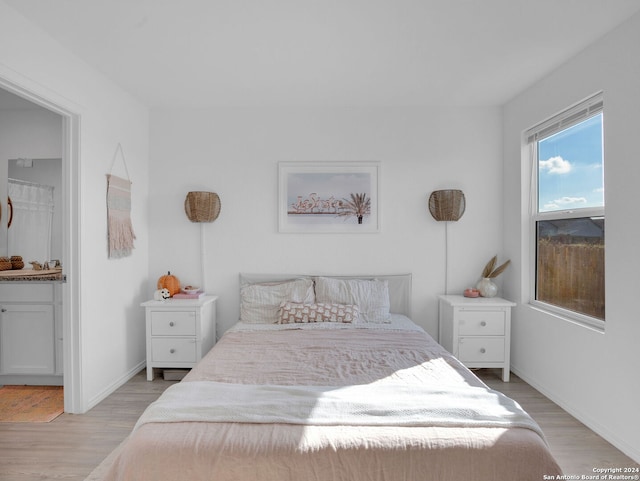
0;369;637;480
478;369;639;475
0;372;177;481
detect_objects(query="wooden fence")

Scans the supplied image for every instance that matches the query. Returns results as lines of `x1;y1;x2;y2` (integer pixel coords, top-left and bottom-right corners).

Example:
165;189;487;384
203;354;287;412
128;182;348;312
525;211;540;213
537;239;605;320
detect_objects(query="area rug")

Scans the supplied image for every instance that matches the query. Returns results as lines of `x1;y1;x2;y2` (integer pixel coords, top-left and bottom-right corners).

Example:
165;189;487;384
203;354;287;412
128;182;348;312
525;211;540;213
0;385;64;422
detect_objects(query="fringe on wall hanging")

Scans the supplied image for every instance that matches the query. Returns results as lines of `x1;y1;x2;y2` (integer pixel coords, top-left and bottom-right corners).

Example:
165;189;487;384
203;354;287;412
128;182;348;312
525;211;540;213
106;143;136;258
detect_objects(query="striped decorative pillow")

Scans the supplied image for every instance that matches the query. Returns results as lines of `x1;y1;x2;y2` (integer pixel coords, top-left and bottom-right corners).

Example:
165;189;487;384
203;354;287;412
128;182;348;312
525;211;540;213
240;278;315;323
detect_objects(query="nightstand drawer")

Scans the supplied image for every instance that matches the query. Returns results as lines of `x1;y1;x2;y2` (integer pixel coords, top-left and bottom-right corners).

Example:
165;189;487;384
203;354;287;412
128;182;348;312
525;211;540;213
458;337;505;362
458;311;505;336
151;338;197;363
150;311;196;336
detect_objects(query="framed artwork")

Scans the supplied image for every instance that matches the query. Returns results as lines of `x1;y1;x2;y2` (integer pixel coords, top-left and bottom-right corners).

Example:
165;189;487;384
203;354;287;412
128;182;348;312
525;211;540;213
278;161;380;233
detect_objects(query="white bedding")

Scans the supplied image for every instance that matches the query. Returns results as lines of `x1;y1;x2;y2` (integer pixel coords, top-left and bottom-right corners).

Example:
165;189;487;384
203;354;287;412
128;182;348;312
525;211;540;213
135;378;544;438
136;319;545;440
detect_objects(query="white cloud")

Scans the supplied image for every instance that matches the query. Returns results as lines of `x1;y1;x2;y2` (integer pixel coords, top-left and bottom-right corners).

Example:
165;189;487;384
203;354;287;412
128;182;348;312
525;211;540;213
540;156;572;174
557;196;587;205
543;196;587;210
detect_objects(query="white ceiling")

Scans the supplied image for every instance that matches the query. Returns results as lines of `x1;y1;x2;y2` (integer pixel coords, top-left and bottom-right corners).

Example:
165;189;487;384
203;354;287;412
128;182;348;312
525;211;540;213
5;0;640;108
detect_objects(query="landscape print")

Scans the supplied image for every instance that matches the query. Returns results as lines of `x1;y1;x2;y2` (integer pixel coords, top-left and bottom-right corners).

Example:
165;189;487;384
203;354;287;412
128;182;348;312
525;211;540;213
279;162;379;233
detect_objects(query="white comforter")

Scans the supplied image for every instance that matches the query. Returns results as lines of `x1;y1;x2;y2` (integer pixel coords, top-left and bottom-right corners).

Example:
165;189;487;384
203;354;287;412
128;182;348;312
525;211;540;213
135;379;544;437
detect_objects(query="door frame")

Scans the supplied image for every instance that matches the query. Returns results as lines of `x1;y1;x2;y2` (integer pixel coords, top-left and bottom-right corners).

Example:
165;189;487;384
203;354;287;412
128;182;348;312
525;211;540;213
0;74;82;413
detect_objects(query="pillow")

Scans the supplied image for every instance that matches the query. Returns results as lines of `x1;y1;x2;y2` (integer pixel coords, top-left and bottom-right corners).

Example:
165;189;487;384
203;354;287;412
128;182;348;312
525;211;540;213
279;302;360;324
315;277;391;323
240;278;315;323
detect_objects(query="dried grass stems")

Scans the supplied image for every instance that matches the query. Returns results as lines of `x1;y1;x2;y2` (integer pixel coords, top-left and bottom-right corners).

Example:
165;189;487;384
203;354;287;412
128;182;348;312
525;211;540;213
481;256;511;279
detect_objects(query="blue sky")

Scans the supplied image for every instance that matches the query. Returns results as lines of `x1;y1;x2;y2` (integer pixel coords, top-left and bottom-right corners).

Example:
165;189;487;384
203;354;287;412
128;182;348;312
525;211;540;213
538;113;604;213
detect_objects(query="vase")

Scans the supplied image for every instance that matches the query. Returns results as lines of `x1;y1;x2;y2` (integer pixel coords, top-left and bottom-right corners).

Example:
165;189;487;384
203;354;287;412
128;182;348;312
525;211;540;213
476;277;498;298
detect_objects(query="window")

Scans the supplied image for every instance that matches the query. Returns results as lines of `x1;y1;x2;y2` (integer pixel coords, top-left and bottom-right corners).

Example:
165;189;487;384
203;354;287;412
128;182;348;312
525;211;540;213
526;93;604;326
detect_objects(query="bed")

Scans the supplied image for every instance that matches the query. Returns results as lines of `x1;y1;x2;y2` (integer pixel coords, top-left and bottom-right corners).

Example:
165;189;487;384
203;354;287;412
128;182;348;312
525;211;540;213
102;273;562;481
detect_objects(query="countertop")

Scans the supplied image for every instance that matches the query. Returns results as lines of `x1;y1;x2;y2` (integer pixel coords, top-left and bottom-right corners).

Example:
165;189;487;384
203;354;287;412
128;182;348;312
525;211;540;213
0;268;65;282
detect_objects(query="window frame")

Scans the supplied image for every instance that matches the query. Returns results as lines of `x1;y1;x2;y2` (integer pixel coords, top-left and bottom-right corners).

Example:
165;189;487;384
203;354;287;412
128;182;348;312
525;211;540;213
525;93;605;330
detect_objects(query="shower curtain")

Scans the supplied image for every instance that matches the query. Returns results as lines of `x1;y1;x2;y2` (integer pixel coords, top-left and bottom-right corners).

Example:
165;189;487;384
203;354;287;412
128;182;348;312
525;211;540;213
7;179;55;266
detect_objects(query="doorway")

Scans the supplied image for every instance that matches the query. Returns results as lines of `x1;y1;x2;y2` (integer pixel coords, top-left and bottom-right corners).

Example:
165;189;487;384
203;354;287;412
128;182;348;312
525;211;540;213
0;80;81;413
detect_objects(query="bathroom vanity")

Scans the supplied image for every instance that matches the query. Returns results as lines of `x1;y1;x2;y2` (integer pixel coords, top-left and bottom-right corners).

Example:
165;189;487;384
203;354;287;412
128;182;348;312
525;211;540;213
0;272;64;385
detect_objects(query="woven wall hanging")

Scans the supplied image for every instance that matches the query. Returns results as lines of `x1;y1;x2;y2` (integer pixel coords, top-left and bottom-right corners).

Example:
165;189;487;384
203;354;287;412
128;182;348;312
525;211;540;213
106;144;136;258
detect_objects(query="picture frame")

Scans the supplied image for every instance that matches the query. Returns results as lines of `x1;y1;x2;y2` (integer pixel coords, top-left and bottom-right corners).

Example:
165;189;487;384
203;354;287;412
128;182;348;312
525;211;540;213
278;161;380;233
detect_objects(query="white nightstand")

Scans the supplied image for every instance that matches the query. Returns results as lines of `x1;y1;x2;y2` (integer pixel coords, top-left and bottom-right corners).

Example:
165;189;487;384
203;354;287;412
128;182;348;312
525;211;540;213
438;295;515;382
141;295;218;381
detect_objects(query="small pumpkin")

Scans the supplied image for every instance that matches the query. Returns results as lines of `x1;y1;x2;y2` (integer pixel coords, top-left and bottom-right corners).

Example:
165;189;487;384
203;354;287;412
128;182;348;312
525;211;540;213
157;271;180;297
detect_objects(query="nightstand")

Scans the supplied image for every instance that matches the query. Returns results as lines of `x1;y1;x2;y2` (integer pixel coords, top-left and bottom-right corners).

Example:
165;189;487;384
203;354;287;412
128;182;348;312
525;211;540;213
141;295;218;381
438;295;515;382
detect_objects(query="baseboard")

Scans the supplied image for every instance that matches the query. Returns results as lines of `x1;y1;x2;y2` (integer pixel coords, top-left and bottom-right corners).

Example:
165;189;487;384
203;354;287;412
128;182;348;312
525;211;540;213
86;361;146;412
511;365;640;463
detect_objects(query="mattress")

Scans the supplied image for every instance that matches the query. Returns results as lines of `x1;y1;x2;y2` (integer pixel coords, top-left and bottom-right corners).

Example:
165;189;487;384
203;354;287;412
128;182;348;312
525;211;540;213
102;316;562;481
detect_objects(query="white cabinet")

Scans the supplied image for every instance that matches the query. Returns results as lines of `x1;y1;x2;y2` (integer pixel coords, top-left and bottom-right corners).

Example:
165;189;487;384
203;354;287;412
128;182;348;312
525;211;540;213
0;283;62;383
141;296;218;381
1;304;55;374
438;295;515;382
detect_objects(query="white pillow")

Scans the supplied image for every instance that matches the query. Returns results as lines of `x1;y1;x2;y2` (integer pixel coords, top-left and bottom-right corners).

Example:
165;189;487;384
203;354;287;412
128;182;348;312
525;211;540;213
314;277;391;323
240;278;315;323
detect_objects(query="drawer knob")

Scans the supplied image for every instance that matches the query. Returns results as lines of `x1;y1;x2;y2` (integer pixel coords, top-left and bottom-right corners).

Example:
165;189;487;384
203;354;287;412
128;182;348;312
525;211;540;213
480;321;487;327
170;348;176;354
480;348;486;354
169;321;175;327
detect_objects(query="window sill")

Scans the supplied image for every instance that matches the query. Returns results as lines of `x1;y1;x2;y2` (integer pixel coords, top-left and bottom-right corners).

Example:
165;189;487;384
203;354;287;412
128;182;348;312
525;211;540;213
527;301;605;333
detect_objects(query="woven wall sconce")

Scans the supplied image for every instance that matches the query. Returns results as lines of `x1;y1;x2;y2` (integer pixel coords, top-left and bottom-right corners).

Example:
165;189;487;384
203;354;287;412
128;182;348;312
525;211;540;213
428;189;466;222
184;191;221;295
184;191;221;223
428;189;466;298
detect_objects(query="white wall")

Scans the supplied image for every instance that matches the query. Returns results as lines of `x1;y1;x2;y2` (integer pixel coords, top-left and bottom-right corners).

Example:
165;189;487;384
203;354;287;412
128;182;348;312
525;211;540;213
502;12;640;462
0;108;62;159
149;106;504;338
0;1;150;412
